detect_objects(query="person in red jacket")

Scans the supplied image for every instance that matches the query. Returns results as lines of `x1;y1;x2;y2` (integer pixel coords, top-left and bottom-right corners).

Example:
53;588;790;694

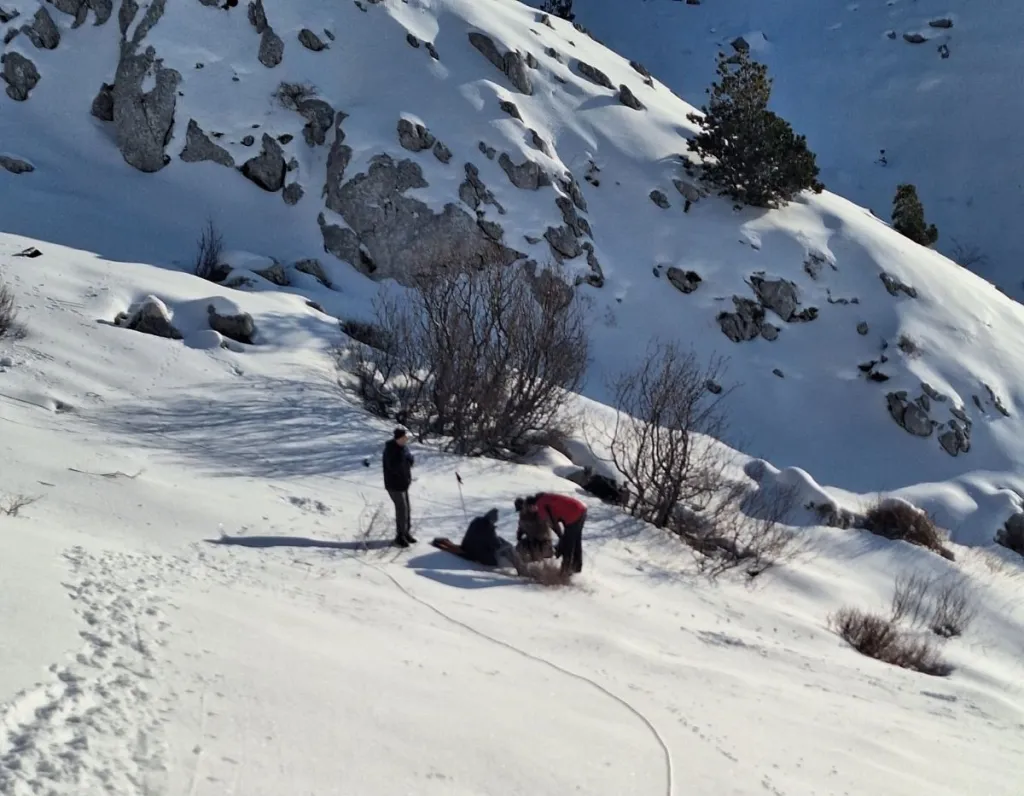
524;492;587;575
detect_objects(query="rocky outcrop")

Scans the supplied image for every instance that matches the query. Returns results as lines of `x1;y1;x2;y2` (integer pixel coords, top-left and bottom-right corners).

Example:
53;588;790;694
666;267;701;294
556;196;591;239
319;214;373;273
717;297;775;343
618;84;644;110
296;98;334;146
880;271;918;298
1;52;40;101
0;7;19;24
298;28;326;51
259;27;284;67
0;155;34;174
544;225;583;260
432;140;452;164
575;60;614;89
499;99;522;120
397;118;435;152
672;178;702;204
467;32;532;95
46;0;112;27
498;152;550;190
282;182;304;205
90;81;115;120
114;296;182;340
750;275;818;322
294;258;331;287
886;391;935;437
208;304;257;345
180;119;234;167
323;153;523;281
20;7;60;49
459;163;504;214
247;0;267;32
240;134;286;191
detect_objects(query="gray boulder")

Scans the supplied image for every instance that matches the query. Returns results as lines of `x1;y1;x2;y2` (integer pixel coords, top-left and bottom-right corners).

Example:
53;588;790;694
298;28;326;51
649;189;670;209
90;81;115;121
0;155;34;174
556;196;591;239
903;32;927;44
672;178;702;203
323;153;523;281
582;242;604;287
259;27;284;67
208;304;257;345
397;118;436;152
2;52;41;101
575;60;614;89
938;420;970;456
761;324;780;341
282;182;304;205
254;261;289;285
294;258;331;287
618;84;644;110
114;296;182;340
323;112;352;210
880;271;918;298
113;45;180;172
666;267;701;294
856;321;870;335
498;152;549;190
180;119;235;167
750;275;817;322
717;297;766;343
247;0;267;32
561;173;587;212
21;7;60;49
544;225;583;260
499;99;522;120
296;98;334;147
240;134;286;192
432;140;452;164
468;31;504;70
529;129;551;156
459;163;502;213
467;32;532;95
886;392;934;437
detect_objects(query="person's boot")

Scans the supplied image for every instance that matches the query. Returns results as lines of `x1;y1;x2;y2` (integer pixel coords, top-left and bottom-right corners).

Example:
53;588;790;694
394;535;410;548
404;530;418;544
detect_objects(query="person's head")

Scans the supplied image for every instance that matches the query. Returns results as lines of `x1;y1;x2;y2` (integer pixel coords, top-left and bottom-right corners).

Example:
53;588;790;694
524;494;539;513
393;427;408;446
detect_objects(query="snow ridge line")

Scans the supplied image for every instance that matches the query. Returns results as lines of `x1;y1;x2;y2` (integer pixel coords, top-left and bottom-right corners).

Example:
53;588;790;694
354;554;676;796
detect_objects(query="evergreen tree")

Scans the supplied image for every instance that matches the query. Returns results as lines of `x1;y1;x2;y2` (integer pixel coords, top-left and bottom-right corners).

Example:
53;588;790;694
891;183;938;247
687;51;823;208
541;0;574;22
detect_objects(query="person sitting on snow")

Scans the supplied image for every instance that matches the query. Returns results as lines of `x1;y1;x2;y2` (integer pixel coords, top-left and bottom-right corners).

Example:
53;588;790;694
514;496;554;562
524;492;587;575
460;508;526;574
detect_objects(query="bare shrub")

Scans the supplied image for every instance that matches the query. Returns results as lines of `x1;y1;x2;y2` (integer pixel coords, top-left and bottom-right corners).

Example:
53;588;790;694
685;481;801;579
929;574;978;638
890;570;933;627
896;333;921;358
342;263;589;458
605;341;730;529
275;81;318;110
0;494;39;517
864;500;954;560
194;218;225;281
949;238;987;270
0;279;15;339
829;607;951;676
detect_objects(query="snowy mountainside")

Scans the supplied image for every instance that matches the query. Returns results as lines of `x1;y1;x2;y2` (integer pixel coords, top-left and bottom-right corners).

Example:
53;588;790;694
1;0;1024;545
572;0;1024;295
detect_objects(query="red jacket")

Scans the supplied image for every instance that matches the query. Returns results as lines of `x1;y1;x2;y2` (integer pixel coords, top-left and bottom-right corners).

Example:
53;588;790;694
535;493;587;525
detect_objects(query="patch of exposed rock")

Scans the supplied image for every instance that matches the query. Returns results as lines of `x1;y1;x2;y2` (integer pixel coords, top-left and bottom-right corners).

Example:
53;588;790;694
432;140;452;164
886;391;935;437
717;297;778;343
114;296;182;340
666;267;701;294
298;28;326;51
240;133;286;191
282;183;304;205
618;84;644;110
20;7;60;49
91;82;114;120
880;271;918;298
180;119;234;167
294;258;331;287
459;163;504;214
296;98;334;146
498;152;550;190
750;275;818;322
259;27;284;67
649;189;670;209
467;31;532;95
575;60;614;89
397;118;435;152
2;52;40;101
208;304;257;344
0;155;34;174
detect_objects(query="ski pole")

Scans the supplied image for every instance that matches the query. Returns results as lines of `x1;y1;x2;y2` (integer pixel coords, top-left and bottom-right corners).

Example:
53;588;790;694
455;471;468;522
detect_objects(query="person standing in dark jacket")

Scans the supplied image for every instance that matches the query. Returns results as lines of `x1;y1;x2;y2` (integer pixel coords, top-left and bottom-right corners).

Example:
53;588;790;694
382;428;416;547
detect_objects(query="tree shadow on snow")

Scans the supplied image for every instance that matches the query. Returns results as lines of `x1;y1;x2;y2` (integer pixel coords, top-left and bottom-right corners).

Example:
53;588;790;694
205;535;394;551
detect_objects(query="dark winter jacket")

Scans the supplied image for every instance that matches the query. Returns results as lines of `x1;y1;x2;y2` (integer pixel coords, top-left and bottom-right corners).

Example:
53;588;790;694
460;508;501;566
382;439;414;492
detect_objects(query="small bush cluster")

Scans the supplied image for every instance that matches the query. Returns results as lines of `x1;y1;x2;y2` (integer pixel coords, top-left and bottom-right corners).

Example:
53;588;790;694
0;279;16;339
194;218;226;282
829;607;951;676
864;499;954;560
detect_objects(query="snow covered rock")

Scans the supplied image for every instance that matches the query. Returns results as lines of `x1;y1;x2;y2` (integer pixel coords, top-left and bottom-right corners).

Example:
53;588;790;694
0;155;33;174
240;134;286;192
282;183;304;205
649;189;670;209
1;52;40;101
880;272;918;298
617;84;644;110
467;31;532;95
293;258;331;287
20;7;60;50
718;297;771;343
750;275;818;322
207;304;257;344
575;60;614;89
397;118;435;152
180;120;235;167
666;267;701;294
114;296;182;340
498;153;550;190
886;391;934;437
298;28;327;51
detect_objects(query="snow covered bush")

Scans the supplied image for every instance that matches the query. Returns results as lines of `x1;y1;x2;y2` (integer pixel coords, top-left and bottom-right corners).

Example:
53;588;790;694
892;184;938;247
348;264;588;458
0;278;15;338
605;341;730;528
193;218;225;282
829;607;951;677
687;50;823;208
864;499;954;560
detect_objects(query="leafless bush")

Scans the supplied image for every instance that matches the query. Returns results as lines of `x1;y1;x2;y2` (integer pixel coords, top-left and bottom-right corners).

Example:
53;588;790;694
0;279;16;339
890;570;933;626
683;481;801;579
340;319;386;350
0;494;39;518
341;264;589;458
949;239;987;270
604;341;731;529
864;499;954;560
274;80;318;110
194;218;225;281
829;607;951;676
929;574;978;638
896;333;921;358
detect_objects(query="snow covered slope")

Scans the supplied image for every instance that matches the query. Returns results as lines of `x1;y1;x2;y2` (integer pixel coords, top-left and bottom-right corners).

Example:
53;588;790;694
3;0;1024;545
1;232;1023;796
571;0;1024;295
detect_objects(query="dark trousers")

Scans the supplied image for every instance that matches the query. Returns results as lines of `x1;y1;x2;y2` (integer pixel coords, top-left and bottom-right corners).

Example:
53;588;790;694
388;489;411;539
560;511;586;574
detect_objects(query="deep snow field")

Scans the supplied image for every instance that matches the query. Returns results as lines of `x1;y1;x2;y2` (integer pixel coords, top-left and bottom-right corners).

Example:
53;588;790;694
1;0;1024;792
1;233;1023;796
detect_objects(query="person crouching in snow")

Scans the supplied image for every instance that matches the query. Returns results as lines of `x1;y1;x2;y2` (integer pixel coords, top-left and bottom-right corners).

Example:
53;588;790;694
525;492;587;575
461;508;526;575
514;496;554;562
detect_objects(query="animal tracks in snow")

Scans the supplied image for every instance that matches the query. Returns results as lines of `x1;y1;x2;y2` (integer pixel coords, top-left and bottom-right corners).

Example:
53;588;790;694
0;547;174;795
